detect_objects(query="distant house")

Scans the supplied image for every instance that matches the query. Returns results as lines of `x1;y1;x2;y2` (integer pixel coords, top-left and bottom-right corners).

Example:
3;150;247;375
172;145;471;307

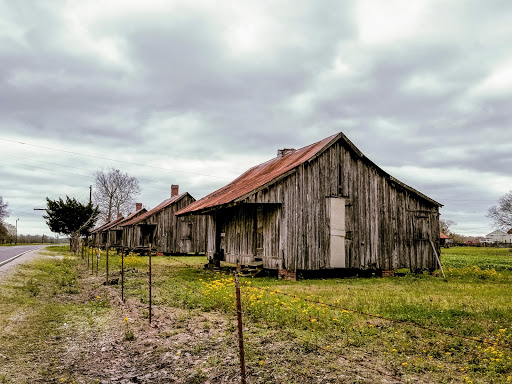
90;203;146;249
176;132;442;276
121;185;206;255
485;229;512;244
440;232;450;248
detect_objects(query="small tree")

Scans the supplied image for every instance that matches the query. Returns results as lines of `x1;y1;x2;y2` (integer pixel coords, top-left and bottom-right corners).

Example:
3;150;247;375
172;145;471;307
487;191;512;231
94;168;141;223
43;196;99;253
439;219;456;235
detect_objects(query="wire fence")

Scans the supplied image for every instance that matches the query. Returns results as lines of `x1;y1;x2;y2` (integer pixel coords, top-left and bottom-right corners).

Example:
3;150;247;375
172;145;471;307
81;246;512;383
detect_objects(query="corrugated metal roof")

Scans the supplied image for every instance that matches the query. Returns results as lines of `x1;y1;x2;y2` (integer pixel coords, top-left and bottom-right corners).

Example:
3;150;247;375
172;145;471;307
175;134;338;215
122;194;187;227
90;219;117;234
116;208;147;227
101;216;125;231
175;132;441;216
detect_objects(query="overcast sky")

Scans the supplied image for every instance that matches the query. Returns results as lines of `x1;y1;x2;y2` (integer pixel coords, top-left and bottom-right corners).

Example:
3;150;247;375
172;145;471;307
1;0;511;237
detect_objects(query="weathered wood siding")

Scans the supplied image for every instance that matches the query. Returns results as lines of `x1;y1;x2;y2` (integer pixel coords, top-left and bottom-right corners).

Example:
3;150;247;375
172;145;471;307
214;138;439;271
134;195;206;254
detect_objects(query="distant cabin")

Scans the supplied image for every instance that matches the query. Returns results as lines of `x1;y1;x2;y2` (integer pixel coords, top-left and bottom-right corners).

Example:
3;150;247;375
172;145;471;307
89;202;146;249
176;132;442;276
121;185;206;255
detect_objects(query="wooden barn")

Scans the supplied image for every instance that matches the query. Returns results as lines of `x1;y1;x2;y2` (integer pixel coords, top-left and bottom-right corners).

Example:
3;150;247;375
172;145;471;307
121;185;206;255
89;203;146;250
176;132;442;276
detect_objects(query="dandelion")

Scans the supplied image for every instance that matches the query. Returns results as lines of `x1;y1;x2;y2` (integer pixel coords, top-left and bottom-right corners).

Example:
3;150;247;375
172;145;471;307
259;360;264;365
96;296;100;299
391;349;397;352
310;318;317;323
402;362;408;366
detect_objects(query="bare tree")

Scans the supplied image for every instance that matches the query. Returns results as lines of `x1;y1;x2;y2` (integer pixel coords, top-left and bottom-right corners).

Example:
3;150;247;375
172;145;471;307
94;168;141;223
0;195;9;223
487;191;512;230
439;219;456;235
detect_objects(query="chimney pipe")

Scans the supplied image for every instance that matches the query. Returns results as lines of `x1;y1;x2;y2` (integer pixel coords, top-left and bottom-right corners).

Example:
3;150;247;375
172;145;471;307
277;148;296;157
136;202;142;211
171;184;179;197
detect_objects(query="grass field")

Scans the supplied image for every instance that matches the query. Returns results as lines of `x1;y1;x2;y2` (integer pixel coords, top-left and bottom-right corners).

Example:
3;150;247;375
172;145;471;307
1;246;511;383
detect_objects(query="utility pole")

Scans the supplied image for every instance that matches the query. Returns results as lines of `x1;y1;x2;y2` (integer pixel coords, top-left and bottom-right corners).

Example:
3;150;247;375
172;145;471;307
15;218;19;245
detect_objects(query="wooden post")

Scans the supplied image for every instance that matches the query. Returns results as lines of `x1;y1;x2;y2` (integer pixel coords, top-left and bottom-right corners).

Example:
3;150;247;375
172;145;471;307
429;239;446;278
121;249;125;302
106;242;110;285
87;241;90;270
148;242;152;325
81;239;84;260
96;247;99;277
235;269;247;384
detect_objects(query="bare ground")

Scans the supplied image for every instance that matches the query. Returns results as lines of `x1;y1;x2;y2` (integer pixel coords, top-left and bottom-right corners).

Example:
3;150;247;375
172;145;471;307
1;253;407;384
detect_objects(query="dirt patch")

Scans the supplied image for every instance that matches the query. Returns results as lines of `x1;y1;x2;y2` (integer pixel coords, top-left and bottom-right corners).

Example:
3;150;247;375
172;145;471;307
1;255;404;384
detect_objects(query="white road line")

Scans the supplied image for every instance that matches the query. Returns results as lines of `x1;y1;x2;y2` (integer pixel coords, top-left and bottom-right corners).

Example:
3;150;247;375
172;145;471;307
0;248;39;267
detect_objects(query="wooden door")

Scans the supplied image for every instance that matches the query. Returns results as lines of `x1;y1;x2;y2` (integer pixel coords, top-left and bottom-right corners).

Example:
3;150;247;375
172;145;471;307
328;197;346;268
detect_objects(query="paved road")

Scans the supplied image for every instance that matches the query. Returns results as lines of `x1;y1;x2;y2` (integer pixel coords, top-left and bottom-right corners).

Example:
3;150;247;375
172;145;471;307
0;245;48;266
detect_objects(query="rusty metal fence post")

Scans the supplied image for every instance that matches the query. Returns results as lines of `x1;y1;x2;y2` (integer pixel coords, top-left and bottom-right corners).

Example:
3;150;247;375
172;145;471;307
121;249;125;302
148;243;152;325
235;267;247;384
95;247;99;277
106;242;109;285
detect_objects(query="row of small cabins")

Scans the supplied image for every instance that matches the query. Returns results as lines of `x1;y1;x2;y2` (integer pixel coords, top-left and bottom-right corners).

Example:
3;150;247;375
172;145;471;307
90;132;442;276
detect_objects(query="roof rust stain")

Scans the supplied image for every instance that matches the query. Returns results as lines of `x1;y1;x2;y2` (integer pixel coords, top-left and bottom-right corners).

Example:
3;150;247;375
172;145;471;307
176;134;337;215
176;131;442;216
122;193;187;227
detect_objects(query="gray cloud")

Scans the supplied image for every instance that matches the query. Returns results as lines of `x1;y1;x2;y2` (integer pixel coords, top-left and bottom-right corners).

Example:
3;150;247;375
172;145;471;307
1;1;511;235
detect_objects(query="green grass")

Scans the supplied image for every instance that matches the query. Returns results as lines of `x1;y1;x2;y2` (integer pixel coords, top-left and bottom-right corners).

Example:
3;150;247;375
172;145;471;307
442;246;512;271
2;246;512;383
82;246;511;383
0;247;111;383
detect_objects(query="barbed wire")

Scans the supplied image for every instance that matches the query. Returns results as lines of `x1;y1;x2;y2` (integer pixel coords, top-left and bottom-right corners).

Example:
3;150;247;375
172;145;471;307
247;286;512;350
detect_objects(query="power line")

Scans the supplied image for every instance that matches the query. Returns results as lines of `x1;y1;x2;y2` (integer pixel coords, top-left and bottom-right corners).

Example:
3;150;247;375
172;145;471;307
0;137;231;180
0;158;200;194
0;153;204;188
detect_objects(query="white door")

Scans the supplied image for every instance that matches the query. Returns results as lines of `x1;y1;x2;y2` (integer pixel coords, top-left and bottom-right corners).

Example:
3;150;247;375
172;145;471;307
329;197;346;268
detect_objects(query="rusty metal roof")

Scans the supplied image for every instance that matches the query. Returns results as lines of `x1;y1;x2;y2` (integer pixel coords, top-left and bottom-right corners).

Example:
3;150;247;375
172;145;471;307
121;193;188;226
175;132;441;216
90;218;117;234
440;232;450;239
115;208;147;227
101;216;125;231
175;134;338;215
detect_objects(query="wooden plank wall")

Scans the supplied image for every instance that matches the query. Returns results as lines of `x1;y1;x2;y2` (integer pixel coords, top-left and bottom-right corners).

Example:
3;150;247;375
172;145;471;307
132;195;206;254
229;138;439;271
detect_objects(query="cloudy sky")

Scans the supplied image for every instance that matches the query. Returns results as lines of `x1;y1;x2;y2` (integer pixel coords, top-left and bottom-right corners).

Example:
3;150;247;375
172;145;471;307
1;0;511;237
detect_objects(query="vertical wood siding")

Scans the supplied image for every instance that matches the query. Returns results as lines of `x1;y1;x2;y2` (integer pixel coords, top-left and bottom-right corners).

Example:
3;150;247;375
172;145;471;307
208;138;440;271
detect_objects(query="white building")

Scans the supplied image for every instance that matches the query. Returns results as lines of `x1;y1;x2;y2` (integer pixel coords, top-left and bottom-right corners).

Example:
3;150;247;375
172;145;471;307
485;230;512;244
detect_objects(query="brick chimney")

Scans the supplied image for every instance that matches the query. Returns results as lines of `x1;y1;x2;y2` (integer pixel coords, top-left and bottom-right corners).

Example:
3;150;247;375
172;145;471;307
117;213;123;219
136;202;142;211
171;184;179;197
277;148;296;157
